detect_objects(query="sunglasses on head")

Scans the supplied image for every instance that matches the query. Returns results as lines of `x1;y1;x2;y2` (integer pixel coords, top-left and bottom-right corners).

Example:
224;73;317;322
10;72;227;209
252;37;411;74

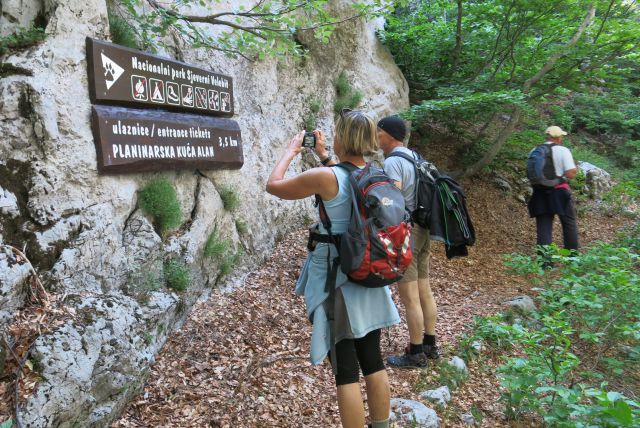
339;108;353;117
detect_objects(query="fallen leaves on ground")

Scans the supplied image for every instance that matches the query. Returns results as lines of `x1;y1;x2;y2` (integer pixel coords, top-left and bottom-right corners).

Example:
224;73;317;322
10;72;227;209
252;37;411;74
114;177;631;427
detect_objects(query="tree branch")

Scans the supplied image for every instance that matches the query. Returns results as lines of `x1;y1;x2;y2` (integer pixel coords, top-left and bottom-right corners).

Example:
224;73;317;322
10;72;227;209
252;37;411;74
523;5;596;93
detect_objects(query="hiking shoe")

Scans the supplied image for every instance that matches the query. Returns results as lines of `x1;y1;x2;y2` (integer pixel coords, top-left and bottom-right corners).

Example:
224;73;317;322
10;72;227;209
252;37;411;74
387;351;428;368
423;344;440;359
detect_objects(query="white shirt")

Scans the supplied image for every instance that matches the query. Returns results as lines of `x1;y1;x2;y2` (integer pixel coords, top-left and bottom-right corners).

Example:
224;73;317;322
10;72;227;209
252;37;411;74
544;142;576;177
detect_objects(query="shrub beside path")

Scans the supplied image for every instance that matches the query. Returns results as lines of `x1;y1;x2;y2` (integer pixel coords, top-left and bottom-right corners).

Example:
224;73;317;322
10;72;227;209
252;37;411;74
114;178;630;427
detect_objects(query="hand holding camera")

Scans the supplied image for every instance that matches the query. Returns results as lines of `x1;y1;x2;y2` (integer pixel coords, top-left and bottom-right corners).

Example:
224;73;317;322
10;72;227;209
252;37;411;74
303;129;329;160
302;131;316;148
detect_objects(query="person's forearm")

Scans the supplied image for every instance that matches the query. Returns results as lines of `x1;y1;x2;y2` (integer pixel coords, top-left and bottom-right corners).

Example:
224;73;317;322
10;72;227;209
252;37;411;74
266;150;297;192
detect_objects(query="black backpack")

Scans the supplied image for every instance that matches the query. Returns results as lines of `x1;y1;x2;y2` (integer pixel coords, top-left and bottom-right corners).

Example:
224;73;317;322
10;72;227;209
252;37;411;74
387;150;475;259
386;150;438;228
527;144;564;188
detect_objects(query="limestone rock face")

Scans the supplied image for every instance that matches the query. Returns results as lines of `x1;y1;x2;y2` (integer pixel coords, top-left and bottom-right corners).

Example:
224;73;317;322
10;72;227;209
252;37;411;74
0;0;409;425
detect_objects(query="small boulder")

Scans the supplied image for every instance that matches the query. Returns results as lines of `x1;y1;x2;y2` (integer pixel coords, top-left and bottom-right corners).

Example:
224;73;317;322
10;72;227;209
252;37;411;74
470;340;484;353
448;356;468;374
460;412;477;425
390;398;440;427
578;161;613;199
492;177;512;193
419;386;451;408
503;295;536;314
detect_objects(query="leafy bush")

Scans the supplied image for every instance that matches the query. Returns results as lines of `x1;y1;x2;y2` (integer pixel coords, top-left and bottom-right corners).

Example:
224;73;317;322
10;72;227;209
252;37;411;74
163;259;190;291
219;186;240;212
570;92;640;138
108;11;140;49
204;229;230;259
473;242;640;425
615;140;640;169
333;71;363;116
549;105;574;133
138;178;182;236
602;181;640;216
0;26;46;55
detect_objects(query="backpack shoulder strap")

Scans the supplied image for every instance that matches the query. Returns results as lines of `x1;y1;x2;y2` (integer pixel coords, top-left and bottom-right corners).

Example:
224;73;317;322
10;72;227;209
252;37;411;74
315;162;360;233
386;150;420;165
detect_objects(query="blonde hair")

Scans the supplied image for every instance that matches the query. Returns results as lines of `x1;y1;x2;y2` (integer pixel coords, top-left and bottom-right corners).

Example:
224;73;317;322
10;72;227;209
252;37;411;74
334;111;378;156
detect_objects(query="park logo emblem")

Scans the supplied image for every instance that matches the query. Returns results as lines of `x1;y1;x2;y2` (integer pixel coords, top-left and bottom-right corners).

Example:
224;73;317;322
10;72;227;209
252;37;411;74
101;53;124;90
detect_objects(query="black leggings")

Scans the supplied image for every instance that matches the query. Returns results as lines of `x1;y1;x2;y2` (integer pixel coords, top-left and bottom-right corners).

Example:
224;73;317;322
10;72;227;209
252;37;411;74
331;329;385;386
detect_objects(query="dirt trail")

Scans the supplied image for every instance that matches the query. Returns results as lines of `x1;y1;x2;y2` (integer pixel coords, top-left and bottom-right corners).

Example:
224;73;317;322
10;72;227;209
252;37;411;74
114;177;629;427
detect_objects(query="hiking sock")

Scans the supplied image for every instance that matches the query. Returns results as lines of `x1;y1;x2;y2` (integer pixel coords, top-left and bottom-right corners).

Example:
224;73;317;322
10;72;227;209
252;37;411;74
371;418;390;428
423;334;436;347
409;343;423;355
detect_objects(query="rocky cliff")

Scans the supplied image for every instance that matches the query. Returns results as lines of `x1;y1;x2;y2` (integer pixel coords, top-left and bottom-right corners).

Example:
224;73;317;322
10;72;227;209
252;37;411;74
0;0;408;426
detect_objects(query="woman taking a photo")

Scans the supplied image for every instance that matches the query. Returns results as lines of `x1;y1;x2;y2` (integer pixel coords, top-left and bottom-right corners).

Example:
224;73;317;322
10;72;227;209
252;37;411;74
266;110;399;428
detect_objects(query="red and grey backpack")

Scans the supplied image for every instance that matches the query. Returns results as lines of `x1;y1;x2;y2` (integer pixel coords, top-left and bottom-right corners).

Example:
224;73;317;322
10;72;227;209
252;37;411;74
316;162;413;288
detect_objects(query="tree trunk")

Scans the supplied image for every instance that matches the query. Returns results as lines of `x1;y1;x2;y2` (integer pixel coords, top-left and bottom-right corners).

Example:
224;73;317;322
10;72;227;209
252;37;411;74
459;108;522;177
450;0;463;75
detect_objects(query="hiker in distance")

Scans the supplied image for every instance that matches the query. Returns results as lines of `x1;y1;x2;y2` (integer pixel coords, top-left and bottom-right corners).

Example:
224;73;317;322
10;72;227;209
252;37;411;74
527;126;579;261
265;110;400;428
377;116;439;368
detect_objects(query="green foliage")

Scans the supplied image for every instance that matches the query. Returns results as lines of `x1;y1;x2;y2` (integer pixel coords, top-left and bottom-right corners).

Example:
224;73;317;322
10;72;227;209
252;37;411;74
219;186;240;212
143;332;153;346
549;104;574;133
204;229;229;259
435;359;468;391
0;419;13;428
219;249;243;277
0;26;46;55
570;92;640;138
615;140;640;170
381;0;640;174
126;266;162;303
470;405;484;425
113;0;406;59
405;89;528;134
473;241;640;425
602;181;640;216
139;178;182;237
163;259;190;291
235;219;248;235
333;71;363;116
108;10;140;49
302;97;322;131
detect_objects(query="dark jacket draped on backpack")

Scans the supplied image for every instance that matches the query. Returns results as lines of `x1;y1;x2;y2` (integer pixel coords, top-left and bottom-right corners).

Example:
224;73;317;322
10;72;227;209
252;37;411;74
429;175;475;259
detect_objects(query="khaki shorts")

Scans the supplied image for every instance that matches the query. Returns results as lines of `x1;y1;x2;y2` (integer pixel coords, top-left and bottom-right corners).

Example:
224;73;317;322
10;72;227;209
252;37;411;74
402;224;430;282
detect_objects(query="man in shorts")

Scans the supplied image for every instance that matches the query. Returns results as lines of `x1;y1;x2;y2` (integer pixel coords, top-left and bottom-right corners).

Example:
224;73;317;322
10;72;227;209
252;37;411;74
377;115;439;368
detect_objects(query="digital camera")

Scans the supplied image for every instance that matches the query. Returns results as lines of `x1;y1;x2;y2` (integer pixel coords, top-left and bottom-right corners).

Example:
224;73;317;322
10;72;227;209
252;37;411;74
302;132;316;148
